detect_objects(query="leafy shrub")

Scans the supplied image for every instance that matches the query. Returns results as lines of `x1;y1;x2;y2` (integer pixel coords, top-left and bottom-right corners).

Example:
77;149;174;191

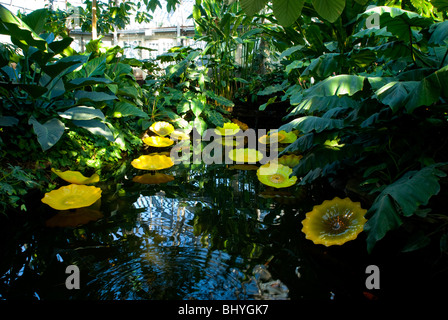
270;5;448;252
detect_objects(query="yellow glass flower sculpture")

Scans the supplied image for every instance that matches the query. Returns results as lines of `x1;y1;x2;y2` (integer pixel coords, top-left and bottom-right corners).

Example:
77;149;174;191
281;131;298;144
51;168;99;185
131;154;174;170
257;163;297;188
258;131;286;144
143;136;174;147
150;121;175;136
231;118;249;131
214;122;241;136
218;137;242;147
278;154;303;168
170;130;190;141
301;197;368;247
132;173;175;184
41;184;102;210
228;148;263;163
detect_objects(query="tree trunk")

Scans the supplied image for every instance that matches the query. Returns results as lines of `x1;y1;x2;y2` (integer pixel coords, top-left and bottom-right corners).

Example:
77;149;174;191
92;0;98;40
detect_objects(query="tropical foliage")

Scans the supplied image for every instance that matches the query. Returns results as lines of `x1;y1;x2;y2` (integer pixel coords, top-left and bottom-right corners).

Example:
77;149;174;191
264;0;448;253
1;0;448;263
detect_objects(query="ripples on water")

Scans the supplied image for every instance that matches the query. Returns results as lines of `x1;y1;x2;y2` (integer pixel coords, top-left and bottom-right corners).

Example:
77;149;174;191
76;194;287;300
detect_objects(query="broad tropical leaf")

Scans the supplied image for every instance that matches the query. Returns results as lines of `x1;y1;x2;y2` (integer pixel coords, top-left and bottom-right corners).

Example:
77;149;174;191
359;6;432;43
272;0;305;27
75;91;117;102
279;116;346;133
305;75;365;97
29;117;65;151
239;0;269;16
66;77;113;90
429;20;448;45
312;0;346;23
364;164;447;252
364;194;403;253
72;119;115;142
113;101;149;118
431;0;448;12
58;106;106;121
375;81;419;113
0;4;47;50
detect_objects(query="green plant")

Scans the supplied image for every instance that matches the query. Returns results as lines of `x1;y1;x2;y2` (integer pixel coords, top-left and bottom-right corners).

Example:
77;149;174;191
193;0;274;100
0;165;41;212
141;46;234;135
0;5;158;210
271;4;448;253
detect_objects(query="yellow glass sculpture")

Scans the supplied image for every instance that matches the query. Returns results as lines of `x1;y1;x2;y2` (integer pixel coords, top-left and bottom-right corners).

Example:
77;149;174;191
51;168;99;185
256;163;297;188
281;131;298;144
150;121;175;136
131;154;174;170
301;197;368;247
143;136;174;147
258;131;286;144
132;173;175;184
170;130;190;141
278;154;303;168
214;122;241;136
228;148;263;163
231;118;249;131
217;137;242;147
41;184;102;210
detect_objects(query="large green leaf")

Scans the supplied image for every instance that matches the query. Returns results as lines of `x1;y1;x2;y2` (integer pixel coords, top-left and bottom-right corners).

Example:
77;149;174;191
404;77;441;113
28;117;65;151
312;0;346;23
279;116;346;133
431;0;448;12
193;116;207;136
66;77;113;90
205;90;234;107
404;65;448;113
82;56;107;77
75;91;117;102
364;194;403;253
364;164;447;252
292;144;363;183
113;101;149;118
305;75;365;97
360;6;432;43
429;20;448;45
272;0;305;27
239;0;269;16
58;106;106;121
0;116;19;127
287;96;358;117
72;119;115;142
204;109;225;127
43;55;89;78
191;98;205;118
0;4;47;51
301;53;341;79
375;81;419;113
21;8;48;35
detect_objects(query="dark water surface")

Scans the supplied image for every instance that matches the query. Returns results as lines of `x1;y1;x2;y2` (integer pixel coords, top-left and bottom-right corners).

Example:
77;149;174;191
1;163;446;301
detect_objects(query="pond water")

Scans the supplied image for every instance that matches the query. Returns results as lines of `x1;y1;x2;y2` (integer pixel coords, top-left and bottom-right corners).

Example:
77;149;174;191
1;160;444;301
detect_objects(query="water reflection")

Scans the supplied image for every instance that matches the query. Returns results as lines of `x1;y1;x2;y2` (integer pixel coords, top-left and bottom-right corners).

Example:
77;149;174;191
78;192;284;300
0;163;343;300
